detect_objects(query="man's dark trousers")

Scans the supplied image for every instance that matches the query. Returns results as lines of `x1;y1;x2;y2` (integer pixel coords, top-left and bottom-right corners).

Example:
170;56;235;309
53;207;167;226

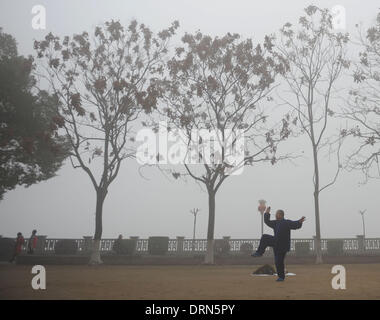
257;234;286;279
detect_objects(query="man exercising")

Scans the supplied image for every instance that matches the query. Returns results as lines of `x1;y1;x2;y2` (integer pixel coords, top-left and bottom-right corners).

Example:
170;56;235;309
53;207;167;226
252;206;306;281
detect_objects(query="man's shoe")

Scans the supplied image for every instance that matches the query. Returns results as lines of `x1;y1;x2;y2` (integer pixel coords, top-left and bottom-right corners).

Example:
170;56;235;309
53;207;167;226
251;252;263;257
276;277;285;282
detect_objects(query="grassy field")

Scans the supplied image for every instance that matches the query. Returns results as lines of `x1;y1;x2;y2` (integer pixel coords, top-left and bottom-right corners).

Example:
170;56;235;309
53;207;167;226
1;263;380;299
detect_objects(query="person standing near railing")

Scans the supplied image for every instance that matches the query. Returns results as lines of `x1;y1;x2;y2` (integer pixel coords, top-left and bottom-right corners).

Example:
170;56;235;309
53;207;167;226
9;232;25;263
113;234;123;254
27;230;37;254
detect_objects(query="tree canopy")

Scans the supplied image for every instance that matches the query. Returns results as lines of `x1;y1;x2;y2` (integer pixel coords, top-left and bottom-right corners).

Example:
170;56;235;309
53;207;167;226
0;28;70;200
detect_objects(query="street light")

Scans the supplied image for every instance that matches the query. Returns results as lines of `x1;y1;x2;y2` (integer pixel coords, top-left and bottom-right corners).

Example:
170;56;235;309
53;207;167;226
359;209;367;239
258;199;266;236
359;209;367;252
190;208;200;252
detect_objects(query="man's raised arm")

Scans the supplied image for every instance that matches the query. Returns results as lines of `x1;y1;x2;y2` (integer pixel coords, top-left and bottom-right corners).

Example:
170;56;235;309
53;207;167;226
264;206;276;229
288;216;306;230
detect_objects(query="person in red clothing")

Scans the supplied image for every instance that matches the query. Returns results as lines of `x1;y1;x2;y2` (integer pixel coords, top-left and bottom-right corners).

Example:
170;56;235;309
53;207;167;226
28;229;37;254
9;232;25;263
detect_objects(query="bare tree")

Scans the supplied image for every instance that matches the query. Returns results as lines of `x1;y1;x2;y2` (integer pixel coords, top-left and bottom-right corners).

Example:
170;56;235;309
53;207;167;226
277;5;349;263
343;11;380;180
158;32;290;264
34;20;178;264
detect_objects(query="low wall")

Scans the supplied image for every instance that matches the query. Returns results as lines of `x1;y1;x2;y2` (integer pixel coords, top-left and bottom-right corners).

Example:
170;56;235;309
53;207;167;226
15;253;380;266
2;236;379;256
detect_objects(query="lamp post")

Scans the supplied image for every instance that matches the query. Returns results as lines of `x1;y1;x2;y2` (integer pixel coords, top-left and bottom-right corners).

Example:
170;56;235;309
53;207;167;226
359;209;367;252
190;208;200;252
258;199;266;236
359;209;366;239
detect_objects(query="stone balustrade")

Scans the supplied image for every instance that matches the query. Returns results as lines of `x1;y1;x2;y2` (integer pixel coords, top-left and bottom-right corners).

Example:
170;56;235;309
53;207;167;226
4;235;379;256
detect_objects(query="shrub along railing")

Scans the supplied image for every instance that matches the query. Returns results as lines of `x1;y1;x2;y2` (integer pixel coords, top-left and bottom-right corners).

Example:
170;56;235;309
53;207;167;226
3;235;379;256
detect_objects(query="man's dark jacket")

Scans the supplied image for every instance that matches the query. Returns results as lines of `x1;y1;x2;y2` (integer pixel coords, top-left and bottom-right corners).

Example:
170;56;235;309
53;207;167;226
264;212;302;252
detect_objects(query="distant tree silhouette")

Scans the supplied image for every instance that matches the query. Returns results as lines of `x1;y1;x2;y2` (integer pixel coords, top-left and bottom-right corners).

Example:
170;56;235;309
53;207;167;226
343;11;380;181
0;28;69;200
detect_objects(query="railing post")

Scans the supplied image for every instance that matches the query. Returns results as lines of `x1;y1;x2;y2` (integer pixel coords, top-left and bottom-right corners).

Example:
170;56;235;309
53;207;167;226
35;235;47;254
130;236;139;253
222;236;231;254
176;236;185;255
223;236;231;248
356;235;365;253
83;236;93;254
313;236;317;253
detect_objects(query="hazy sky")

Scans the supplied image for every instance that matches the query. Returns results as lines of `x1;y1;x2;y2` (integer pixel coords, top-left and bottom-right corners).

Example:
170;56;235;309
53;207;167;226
0;0;379;240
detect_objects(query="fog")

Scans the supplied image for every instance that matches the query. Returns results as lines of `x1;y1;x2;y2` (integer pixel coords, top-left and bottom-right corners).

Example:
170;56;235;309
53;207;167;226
0;0;379;240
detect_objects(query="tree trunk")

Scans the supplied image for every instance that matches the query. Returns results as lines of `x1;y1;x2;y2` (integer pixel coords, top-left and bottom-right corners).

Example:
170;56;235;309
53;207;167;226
204;191;216;264
313;191;323;264
312;146;323;264
89;189;106;265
